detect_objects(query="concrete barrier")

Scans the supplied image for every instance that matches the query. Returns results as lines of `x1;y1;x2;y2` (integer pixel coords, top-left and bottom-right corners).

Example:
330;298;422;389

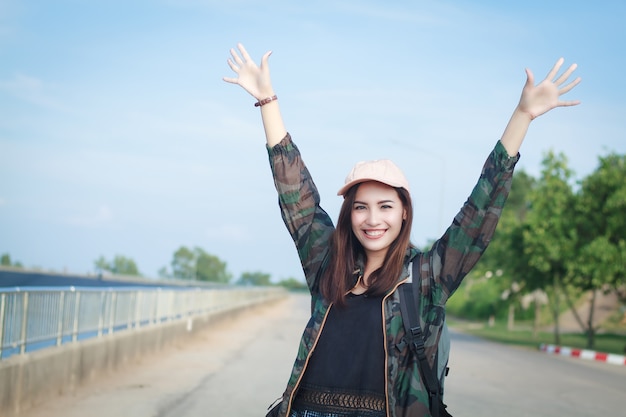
0;291;286;417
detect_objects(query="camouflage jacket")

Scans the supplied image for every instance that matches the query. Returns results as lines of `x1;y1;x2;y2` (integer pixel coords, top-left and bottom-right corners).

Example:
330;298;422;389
267;133;519;417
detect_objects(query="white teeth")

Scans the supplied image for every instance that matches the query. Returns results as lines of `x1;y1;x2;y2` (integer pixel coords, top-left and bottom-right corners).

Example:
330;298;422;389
365;230;384;236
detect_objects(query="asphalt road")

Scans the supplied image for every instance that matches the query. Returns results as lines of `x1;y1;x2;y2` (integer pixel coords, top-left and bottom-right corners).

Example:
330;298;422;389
19;294;626;417
444;325;626;416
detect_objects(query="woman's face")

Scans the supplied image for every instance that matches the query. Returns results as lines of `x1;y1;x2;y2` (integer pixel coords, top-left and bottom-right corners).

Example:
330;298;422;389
351;181;406;261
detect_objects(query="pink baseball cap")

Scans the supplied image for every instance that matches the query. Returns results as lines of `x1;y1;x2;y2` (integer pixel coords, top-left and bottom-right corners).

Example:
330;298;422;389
337;159;410;196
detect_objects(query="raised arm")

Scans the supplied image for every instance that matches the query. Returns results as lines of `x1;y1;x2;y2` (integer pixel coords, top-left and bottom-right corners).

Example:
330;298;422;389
223;43;286;147
500;58;581;156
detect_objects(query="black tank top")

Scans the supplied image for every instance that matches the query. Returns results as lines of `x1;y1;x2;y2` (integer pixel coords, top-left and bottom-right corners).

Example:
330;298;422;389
293;292;386;416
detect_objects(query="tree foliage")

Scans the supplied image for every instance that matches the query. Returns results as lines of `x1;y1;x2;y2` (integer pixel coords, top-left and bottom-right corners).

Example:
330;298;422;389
94;254;140;276
166;246;232;283
521;151;576;345
277;277;308;291
1;253;23;268
523;151;575;277
567;153;626;347
237;271;272;286
450;150;626;349
572;153;626;290
170;246;195;280
195;248;231;283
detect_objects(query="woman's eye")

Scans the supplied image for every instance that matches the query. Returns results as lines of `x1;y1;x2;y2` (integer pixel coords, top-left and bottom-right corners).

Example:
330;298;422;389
354;205;366;210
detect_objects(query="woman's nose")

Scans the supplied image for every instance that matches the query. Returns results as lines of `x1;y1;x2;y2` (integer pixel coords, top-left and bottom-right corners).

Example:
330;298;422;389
366;208;380;225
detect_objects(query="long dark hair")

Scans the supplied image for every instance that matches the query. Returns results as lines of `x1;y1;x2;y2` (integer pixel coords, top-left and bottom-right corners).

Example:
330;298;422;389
320;183;414;306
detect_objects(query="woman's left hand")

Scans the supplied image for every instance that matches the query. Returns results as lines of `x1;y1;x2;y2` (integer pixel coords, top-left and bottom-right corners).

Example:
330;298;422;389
517;58;581;120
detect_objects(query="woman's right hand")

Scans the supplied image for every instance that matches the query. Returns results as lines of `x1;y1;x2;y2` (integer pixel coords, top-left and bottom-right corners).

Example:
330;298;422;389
223;43;286;146
223;43;274;100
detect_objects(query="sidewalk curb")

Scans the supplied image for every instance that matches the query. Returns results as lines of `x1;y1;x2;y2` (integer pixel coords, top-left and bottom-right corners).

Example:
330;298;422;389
539;343;626;366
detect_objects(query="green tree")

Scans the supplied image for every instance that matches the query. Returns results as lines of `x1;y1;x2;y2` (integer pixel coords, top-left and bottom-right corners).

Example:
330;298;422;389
194;247;231;283
238;271;272;286
277;277;308;291
169;246;232;283
94;255;108;273
110;255;140;275
171;246;196;280
523;151;575;345
94;255;140;276
1;253;23;268
568;153;626;348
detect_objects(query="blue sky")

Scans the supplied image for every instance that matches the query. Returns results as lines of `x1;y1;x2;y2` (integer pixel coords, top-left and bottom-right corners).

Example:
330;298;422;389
1;1;625;282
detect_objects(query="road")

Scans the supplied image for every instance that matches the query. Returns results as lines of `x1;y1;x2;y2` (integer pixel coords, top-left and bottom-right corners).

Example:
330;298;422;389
19;294;626;417
445;325;626;416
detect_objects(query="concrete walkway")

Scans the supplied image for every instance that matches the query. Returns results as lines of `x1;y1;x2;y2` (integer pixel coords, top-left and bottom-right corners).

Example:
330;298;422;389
19;295;310;417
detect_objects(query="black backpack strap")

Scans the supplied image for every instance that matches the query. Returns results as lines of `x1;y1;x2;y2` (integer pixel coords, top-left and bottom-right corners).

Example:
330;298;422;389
399;261;442;417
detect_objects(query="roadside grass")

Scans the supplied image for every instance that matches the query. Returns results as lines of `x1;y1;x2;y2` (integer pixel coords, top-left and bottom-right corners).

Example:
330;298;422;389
448;319;626;356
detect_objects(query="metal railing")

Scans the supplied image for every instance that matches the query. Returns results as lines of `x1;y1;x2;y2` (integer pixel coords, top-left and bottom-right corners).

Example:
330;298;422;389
0;285;284;360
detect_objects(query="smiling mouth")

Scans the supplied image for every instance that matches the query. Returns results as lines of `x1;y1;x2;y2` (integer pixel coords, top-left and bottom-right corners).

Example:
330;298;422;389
364;230;386;237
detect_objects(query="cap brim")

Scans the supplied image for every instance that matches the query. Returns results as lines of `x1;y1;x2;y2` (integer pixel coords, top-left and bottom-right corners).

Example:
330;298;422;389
337;178;406;196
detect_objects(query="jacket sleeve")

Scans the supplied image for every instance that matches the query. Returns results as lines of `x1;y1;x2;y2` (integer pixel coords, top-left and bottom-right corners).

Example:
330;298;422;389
427;140;519;303
267;133;335;293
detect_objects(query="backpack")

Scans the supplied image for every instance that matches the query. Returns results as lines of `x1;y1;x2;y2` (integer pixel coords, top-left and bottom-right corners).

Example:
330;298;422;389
398;261;453;417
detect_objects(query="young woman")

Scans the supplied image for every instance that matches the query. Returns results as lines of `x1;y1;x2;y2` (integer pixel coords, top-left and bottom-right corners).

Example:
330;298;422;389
223;43;580;417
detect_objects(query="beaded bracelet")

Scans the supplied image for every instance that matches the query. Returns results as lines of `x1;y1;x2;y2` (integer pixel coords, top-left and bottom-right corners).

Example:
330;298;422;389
254;95;278;107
